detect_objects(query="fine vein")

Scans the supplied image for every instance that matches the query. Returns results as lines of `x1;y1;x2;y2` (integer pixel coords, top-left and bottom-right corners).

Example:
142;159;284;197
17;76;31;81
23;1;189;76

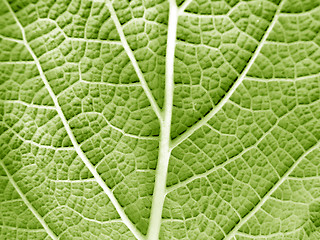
3;1;145;239
171;0;286;149
0;162;58;240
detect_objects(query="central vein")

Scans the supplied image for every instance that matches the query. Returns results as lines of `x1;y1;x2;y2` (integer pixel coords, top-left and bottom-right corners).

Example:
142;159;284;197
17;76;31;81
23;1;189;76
146;2;178;239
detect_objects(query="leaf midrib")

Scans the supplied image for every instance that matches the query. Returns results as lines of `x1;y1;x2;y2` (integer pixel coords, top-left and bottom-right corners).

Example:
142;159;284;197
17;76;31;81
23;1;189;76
146;1;178;239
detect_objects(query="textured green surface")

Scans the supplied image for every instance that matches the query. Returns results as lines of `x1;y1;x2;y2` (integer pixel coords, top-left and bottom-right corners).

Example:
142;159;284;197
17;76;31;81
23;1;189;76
0;0;319;239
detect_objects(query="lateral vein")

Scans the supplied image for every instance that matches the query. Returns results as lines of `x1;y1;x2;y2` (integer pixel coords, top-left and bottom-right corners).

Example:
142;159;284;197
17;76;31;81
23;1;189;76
224;140;320;240
0;162;58;240
165;98;320;193
3;1;145;239
170;0;286;149
178;0;194;13
104;0;162;121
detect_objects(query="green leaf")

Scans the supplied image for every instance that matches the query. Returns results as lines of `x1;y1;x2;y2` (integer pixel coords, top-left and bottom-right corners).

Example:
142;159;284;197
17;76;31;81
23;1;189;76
1;0;319;239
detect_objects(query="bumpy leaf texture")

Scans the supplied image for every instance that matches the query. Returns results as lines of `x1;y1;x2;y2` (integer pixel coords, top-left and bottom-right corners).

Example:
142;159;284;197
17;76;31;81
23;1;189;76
1;0;320;239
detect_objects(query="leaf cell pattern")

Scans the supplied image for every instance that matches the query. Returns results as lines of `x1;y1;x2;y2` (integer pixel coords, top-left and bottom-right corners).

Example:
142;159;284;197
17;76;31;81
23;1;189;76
0;0;319;239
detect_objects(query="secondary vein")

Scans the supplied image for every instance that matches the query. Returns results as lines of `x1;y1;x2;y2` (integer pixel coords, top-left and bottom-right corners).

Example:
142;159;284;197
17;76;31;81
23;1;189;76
224;140;320;240
0;162;58;240
3;1;145;239
104;0;162;121
170;0;286;149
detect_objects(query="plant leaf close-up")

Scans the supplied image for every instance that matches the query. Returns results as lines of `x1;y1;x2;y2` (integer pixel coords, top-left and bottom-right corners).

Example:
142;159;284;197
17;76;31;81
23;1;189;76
1;0;320;239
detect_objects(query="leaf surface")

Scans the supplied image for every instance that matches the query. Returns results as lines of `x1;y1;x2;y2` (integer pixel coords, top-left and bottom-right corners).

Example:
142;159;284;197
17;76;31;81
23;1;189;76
1;0;320;239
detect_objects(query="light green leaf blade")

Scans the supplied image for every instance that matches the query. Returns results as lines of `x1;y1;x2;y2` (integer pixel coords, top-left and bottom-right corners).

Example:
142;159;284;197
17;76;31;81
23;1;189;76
1;0;320;239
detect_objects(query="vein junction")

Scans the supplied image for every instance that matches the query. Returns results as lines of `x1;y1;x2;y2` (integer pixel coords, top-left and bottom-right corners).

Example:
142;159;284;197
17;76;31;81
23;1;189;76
146;1;178;239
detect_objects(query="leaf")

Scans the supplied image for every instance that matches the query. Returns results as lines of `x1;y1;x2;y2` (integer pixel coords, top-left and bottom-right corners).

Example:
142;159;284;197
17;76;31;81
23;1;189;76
0;0;319;239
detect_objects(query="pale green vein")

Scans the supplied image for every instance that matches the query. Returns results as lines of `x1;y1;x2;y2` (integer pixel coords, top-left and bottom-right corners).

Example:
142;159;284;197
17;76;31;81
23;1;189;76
63;205;123;225
0;162;58;240
3;121;74;151
79;79;141;87
41;18;122;45
224;140;320;240
171;0;286;149
245;73;320;82
0;34;24;43
269;196;309;205
166;96;318;194
0;61;35;64
49;178;96;183
178;0;194;13
72;112;158;141
3;100;56;110
146;1;178;239
287;176;320;181
2;1;145;239
236;227;303;239
0;225;47;233
279;6;320;16
103;0;162;121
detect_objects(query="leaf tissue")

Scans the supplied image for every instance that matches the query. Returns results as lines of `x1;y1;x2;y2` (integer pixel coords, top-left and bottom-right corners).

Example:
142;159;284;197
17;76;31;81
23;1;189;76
0;0;320;239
